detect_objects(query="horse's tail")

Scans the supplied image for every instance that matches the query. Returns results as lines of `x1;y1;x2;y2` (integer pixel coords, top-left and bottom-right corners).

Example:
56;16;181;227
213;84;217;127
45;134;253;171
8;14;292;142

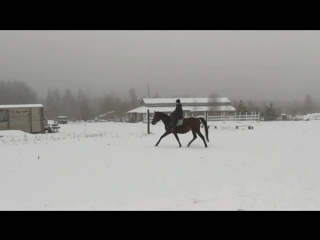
198;117;209;142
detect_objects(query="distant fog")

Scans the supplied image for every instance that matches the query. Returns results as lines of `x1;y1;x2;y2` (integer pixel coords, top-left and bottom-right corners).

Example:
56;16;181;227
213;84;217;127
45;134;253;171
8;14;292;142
1;30;320;102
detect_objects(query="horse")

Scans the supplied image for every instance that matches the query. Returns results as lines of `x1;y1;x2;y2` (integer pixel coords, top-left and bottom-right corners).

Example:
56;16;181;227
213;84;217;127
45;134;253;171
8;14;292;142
151;111;209;148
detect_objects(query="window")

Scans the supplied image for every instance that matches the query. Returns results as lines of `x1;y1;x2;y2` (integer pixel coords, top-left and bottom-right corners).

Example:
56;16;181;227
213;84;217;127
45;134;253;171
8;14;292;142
0;110;9;122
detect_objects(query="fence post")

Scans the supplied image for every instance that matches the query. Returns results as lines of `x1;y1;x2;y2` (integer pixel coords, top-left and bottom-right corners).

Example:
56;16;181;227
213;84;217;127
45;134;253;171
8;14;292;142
239;112;241;122
147;110;150;134
258;112;260;123
246;112;247;121
205;111;208;122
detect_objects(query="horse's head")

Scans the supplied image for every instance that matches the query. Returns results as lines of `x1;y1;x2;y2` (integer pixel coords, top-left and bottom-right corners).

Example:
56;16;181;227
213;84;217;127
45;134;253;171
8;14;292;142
151;111;161;125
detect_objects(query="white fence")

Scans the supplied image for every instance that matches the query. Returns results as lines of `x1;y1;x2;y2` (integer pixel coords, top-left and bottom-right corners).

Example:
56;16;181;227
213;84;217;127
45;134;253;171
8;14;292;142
207;112;260;122
144;112;260;123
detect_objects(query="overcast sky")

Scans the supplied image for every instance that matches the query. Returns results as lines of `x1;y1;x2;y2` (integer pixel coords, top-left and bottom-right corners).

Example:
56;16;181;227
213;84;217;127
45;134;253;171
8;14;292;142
0;30;319;101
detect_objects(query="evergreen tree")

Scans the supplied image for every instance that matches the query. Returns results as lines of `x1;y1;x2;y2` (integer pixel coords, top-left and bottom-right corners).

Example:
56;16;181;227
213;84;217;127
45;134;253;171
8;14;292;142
264;102;279;121
236;100;248;114
45;88;55;119
0;80;37;104
61;88;76;119
77;89;91;120
51;88;61;118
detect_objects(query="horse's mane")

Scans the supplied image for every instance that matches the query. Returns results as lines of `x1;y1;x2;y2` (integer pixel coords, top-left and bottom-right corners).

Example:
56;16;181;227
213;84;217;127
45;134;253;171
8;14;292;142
158;111;169;116
157;111;170;119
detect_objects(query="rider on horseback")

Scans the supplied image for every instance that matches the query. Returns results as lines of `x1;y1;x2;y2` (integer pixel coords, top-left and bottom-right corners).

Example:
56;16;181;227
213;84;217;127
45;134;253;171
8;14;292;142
170;99;184;133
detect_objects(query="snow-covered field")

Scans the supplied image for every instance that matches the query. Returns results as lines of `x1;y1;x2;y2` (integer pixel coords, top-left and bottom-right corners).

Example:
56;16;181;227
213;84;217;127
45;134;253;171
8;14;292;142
1;119;320;210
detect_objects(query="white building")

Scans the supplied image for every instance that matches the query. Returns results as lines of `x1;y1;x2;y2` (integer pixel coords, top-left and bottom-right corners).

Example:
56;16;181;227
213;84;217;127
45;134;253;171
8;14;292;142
126;98;236;122
0;104;44;133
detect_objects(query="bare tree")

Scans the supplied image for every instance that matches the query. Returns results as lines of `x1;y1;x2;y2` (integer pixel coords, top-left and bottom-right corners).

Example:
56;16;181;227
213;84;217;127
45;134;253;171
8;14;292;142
191;97;198;112
129;87;139;108
303;94;316;114
208;92;221;113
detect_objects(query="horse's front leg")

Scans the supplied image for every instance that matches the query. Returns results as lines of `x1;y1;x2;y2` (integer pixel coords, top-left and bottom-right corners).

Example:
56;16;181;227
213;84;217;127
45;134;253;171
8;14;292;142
155;131;171;147
173;132;182;147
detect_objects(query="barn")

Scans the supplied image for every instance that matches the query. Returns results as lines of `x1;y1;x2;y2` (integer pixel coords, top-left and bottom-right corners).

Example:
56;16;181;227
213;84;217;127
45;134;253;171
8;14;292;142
126;98;236;122
0;104;44;133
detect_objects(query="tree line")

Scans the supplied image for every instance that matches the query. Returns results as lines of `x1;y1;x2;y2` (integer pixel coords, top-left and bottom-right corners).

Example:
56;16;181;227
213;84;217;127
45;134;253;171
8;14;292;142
233;95;319;120
0;80;139;121
1;80;319;121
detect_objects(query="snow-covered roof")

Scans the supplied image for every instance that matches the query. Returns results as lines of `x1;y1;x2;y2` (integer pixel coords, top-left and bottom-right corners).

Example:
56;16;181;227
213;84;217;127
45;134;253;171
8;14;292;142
0;104;43;109
127;105;236;114
141;98;230;104
98;111;122;118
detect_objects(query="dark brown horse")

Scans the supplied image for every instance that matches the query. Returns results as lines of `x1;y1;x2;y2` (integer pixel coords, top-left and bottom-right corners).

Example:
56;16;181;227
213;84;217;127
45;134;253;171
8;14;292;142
151;111;209;147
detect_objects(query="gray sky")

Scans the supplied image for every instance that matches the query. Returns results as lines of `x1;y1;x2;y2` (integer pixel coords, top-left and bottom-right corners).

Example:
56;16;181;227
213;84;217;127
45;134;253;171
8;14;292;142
1;30;320;101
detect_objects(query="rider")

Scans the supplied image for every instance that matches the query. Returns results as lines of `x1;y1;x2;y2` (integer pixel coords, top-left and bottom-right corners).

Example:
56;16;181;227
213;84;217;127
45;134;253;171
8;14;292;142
170;99;183;133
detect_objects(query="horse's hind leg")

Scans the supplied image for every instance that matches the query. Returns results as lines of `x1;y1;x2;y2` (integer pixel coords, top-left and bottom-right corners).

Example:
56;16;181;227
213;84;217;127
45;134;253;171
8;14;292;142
187;130;197;147
155;131;171;147
196;129;207;148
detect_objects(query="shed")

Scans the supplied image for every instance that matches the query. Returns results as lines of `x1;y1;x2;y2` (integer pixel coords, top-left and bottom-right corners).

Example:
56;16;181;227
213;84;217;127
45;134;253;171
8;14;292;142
98;111;127;122
0;104;44;133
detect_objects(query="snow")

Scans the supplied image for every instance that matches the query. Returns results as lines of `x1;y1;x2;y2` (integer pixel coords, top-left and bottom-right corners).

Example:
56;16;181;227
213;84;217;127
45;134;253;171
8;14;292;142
127;105;236;114
0;104;43;109
0;130;32;137
99;111;114;118
302;113;320;121
1;119;320;210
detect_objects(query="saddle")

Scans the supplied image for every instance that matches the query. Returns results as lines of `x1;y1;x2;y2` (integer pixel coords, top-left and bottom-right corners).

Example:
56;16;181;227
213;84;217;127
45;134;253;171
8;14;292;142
171;119;184;127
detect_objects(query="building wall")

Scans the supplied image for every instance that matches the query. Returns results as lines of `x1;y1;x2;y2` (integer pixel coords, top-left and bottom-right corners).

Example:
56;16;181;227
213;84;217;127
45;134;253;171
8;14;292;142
31;107;43;133
0;109;9;130
0;107;43;133
0;122;9;130
8;108;31;133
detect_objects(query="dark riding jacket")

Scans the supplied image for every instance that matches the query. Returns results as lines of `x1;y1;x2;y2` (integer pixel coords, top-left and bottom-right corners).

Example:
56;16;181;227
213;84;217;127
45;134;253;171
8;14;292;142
171;103;183;119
